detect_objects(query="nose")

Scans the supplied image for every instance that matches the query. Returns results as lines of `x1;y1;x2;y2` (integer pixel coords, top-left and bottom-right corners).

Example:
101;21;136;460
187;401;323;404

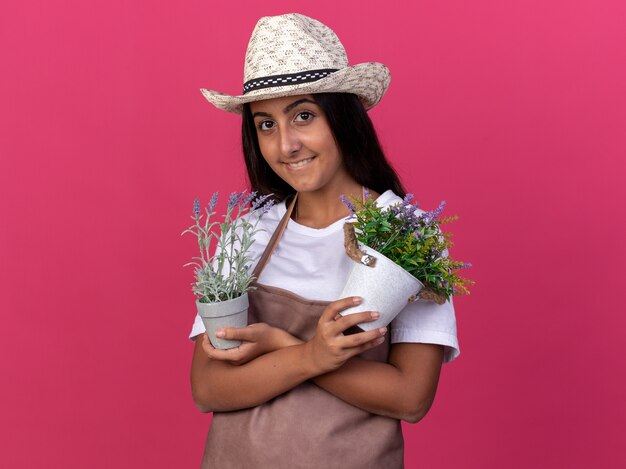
279;125;302;158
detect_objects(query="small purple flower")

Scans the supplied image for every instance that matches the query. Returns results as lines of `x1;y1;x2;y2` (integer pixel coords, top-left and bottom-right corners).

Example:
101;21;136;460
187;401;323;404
363;187;370;200
208;192;218;211
414;231;422;240
460;262;472;269
403;193;414;205
227;191;242;209
193;198;201;218
418;211;434;226
400;202;422;229
431;200;446;220
260;198;275;214
403;203;416;219
340;194;355;213
252;193;271;210
242;190;257;206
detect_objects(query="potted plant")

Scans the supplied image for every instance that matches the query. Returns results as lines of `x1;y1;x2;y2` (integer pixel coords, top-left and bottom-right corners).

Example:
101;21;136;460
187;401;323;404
182;190;274;349
339;191;473;330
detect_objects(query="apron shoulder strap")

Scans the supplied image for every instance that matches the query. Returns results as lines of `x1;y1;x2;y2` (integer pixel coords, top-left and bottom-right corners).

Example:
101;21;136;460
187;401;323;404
252;193;298;280
251;186;365;280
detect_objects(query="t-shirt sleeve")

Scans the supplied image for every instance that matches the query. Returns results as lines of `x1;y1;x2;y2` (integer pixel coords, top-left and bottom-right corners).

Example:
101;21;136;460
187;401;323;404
189;312;206;340
389;295;460;364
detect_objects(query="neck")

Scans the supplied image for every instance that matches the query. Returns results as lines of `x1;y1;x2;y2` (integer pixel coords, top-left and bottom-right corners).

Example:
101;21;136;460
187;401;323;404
293;182;367;229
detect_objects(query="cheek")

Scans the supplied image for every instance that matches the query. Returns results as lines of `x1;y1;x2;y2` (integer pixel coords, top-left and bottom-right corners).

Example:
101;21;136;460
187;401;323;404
324;142;343;168
316;128;341;162
257;139;277;166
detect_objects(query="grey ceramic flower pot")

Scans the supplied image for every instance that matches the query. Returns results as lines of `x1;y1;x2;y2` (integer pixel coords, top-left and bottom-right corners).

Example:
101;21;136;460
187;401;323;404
196;293;249;350
339;244;424;331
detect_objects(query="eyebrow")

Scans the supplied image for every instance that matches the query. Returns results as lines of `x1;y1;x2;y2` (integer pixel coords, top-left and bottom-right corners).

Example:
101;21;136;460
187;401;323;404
252;98;317;118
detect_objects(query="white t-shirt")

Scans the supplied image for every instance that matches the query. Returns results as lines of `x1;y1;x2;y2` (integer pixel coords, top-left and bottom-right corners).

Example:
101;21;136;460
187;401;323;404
189;190;460;363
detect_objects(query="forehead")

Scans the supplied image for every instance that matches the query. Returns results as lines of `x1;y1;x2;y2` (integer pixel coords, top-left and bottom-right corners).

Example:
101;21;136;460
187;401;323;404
250;94;316;114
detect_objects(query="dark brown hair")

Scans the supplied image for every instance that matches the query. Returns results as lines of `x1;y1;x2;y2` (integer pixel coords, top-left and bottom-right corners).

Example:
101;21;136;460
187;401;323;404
241;92;406;201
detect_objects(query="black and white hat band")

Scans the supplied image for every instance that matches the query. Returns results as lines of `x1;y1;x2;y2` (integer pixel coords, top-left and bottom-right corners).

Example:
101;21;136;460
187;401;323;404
242;69;338;94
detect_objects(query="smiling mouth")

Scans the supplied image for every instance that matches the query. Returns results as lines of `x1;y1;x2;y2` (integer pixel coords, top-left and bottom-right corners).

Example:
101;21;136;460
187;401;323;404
285;157;316;169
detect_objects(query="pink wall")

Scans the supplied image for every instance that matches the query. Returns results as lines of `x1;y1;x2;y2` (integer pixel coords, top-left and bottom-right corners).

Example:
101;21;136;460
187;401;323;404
2;1;625;467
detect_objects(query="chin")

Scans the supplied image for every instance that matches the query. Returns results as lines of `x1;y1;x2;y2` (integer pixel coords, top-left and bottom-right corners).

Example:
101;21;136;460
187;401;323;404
281;177;319;193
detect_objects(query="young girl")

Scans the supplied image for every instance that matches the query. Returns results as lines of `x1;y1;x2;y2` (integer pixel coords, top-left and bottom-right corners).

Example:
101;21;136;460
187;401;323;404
189;13;459;468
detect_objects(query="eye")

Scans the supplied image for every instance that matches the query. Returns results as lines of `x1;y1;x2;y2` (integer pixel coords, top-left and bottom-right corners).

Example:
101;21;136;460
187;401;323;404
294;111;314;123
258;120;275;131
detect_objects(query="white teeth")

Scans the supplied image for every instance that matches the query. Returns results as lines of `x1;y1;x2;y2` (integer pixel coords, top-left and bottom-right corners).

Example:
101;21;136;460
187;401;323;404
287;157;314;168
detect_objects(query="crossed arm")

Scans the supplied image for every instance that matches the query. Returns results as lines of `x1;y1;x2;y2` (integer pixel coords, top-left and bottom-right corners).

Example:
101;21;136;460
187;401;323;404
190;297;444;423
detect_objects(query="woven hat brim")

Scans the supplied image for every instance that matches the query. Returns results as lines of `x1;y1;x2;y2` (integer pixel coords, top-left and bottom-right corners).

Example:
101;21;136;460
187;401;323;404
200;62;390;114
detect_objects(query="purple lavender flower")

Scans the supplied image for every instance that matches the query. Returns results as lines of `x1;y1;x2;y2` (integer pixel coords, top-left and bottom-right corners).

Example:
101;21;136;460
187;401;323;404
261;198;276;214
242;191;257;206
414;231;422;240
252;193;271;210
193;198;201;218
403;193;414;205
208;192;219;211
460;262;472;269
363;187;370;200
227;191;242;209
403;203;415;218
431;200;446;220
340;194;355;213
401;201;423;230
418;211;434;226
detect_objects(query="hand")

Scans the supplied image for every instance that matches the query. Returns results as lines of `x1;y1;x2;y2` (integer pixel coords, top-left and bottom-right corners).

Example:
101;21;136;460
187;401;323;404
201;323;300;366
305;296;387;375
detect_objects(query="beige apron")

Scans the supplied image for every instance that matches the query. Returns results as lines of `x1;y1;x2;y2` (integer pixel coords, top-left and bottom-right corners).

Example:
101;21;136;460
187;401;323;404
201;196;404;469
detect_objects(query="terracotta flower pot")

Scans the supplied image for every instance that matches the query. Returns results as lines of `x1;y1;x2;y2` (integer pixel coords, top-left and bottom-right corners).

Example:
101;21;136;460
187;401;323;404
339;244;424;331
196;293;249;350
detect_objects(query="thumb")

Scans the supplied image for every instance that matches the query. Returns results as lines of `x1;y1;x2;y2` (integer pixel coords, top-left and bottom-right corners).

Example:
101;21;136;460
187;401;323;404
215;326;255;342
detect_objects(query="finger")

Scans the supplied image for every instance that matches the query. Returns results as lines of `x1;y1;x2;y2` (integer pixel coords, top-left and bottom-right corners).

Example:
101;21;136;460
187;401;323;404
332;310;380;333
349;334;387;357
205;343;245;362
340;327;387;349
215;326;257;342
202;332;244;360
321;296;362;323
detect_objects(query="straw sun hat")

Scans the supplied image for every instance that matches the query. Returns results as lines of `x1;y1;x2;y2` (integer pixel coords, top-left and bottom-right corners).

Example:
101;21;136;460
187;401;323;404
200;13;391;114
